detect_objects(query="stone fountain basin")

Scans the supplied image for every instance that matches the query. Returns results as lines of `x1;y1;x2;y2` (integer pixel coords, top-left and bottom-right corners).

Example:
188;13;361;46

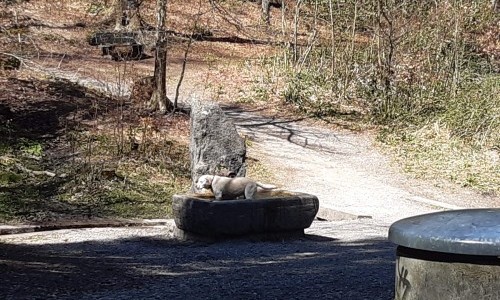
172;191;319;239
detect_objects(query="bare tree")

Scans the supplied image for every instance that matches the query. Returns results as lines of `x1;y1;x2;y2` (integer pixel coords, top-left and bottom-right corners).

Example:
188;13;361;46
149;0;174;113
114;0;124;30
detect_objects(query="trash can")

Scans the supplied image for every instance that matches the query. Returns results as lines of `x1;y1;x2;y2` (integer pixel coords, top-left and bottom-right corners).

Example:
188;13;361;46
388;209;500;300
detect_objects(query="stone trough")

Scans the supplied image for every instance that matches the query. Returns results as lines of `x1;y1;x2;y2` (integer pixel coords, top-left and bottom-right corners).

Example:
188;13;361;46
172;191;319;241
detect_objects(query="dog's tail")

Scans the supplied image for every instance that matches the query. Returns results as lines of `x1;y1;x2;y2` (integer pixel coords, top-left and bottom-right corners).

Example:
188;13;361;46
256;182;277;190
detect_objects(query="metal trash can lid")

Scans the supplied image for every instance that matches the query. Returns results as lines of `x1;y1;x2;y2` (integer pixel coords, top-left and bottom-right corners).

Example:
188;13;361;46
388;209;500;256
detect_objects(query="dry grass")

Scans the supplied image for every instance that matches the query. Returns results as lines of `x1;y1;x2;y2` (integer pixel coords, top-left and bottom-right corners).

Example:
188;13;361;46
0;75;192;223
379;124;499;195
236;1;500;194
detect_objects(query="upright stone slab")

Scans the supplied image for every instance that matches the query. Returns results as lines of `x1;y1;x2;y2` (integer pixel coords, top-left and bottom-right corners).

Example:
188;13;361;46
189;97;246;188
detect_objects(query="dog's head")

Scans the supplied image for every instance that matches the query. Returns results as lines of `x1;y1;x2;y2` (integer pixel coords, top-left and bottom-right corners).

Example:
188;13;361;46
196;175;214;190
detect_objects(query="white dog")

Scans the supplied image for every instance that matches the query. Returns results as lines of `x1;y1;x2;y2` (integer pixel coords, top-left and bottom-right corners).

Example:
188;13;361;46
196;175;277;200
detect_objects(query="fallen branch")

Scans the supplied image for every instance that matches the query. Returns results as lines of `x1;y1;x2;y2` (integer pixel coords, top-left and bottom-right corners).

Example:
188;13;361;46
15;163;56;177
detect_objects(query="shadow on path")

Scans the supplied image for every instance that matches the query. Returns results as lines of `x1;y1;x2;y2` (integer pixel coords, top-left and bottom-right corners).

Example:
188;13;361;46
222;105;357;156
0;234;395;299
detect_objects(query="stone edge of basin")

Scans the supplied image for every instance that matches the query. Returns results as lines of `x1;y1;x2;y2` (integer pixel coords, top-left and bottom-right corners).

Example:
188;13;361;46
172;192;320;236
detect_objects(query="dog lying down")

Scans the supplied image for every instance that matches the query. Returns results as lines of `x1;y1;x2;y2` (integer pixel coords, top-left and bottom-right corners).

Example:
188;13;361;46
196;175;277;200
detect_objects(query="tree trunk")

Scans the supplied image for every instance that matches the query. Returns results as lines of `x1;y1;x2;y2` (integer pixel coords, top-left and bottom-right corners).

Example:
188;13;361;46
262;0;270;24
150;46;172;112
114;0;142;31
125;0;141;30
149;0;173;113
114;0;125;31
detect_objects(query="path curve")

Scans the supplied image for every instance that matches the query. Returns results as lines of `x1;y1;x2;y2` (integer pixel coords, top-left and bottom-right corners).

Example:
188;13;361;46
223;106;498;225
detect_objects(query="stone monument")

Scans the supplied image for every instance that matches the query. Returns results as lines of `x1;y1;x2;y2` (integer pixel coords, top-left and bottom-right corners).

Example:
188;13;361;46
189;97;247;189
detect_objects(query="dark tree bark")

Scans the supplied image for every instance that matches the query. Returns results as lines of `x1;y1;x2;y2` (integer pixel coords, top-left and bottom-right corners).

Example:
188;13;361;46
114;0;125;31
126;0;141;30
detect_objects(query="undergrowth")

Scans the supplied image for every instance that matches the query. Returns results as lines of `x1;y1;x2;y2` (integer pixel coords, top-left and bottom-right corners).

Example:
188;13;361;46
241;0;499;194
0;77;191;223
0;122;192;223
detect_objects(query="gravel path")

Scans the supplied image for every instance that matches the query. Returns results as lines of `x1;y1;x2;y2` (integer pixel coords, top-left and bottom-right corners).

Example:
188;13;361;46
0;220;394;300
1;84;498;299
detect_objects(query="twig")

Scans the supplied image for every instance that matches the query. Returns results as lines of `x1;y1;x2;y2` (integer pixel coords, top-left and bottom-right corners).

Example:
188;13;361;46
173;37;193;112
0;52;27;66
208;0;243;31
297;29;317;73
57;53;66;69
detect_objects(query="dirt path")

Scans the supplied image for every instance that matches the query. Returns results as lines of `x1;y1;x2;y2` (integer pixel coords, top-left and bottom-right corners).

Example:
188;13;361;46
2;2;498;298
0;221;395;299
157;55;498;226
16;24;496;228
224;107;498;225
37;62;497;226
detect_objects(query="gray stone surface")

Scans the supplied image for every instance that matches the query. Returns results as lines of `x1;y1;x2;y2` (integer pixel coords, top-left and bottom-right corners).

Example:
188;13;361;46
88;32;138;46
189;98;247;189
388;209;500;256
395;250;500;300
172;192;319;237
